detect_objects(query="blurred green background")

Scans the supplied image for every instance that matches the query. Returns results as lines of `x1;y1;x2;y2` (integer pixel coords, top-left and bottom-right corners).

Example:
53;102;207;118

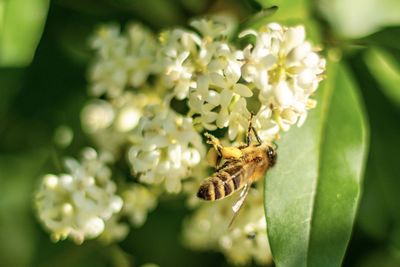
0;0;399;266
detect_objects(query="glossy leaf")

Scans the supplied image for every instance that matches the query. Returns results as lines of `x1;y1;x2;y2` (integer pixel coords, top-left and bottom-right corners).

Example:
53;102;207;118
364;47;400;108
350;55;400;247
0;0;49;66
265;60;368;267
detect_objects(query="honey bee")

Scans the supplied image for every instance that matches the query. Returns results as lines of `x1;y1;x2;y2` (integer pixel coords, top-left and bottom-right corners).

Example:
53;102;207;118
197;115;277;226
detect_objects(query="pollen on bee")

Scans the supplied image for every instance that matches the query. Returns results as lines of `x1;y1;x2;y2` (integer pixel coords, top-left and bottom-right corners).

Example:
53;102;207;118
220;147;242;159
206;148;218;167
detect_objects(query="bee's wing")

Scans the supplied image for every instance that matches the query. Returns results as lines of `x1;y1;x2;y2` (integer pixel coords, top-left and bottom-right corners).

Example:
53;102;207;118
228;182;252;228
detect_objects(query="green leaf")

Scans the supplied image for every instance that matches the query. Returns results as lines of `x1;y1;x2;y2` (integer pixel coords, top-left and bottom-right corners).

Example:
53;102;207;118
265;60;368;267
0;150;48;267
241;0;310;30
352;55;400;248
248;0;276;8
0;0;49;66
359;27;400;51
267;0;309;22
107;0;185;28
317;0;400;38
240;6;278;31
364;47;400;108
246;0;278;10
355;250;400;267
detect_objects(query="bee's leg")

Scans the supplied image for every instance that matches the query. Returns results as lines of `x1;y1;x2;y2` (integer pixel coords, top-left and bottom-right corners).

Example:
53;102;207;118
245;113;255;147
205;132;243;160
251;126;263;146
204;132;223;157
216;160;230;171
215;155;222;169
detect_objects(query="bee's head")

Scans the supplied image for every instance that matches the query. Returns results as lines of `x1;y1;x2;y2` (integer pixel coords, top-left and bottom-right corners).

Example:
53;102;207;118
266;146;277;167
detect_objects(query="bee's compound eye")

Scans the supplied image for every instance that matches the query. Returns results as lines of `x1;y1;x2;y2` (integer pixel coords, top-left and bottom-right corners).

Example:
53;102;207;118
267;147;277;167
268;149;273;157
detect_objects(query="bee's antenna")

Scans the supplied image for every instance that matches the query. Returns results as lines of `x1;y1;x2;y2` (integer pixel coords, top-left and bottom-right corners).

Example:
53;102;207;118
272;141;278;150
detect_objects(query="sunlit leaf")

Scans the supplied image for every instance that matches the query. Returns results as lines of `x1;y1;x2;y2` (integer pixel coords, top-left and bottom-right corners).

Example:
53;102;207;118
241;0;309;30
364;47;400;108
265;0;308;22
239;0;320;44
265;60;368;267
0;0;49;66
317;0;400;38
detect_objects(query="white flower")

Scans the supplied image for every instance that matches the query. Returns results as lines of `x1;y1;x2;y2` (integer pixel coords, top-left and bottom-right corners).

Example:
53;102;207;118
89;23;158;98
111;92;160;133
122;184;158;227
187;44;252;133
126;23;158;87
53;125;74;148
98;215;129;244
35;148;123;244
81;99;115;133
158;29;201;99
158;17;258;138
241;23;326;133
90;24;126;60
89;24;128;98
81;92;160;153
189;14;237;40
183;186;272;266
253;105;280;141
159;16;245;101
227;97;251;140
128;105;205;193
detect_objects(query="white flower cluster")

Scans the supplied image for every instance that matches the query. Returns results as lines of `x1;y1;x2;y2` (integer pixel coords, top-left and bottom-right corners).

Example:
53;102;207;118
241;23;326;138
122;184;158;227
158;17;253;137
35;148;123;244
128;104;205;193
81;92;160;153
89;23;158;98
158;20;325;141
183;188;272;265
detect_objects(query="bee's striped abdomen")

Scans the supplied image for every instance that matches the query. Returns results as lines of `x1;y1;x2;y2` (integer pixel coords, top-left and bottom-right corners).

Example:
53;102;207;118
197;163;244;201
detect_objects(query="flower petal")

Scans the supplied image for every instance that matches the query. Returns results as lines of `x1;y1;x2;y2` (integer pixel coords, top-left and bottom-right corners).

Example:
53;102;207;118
234;84;253;97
